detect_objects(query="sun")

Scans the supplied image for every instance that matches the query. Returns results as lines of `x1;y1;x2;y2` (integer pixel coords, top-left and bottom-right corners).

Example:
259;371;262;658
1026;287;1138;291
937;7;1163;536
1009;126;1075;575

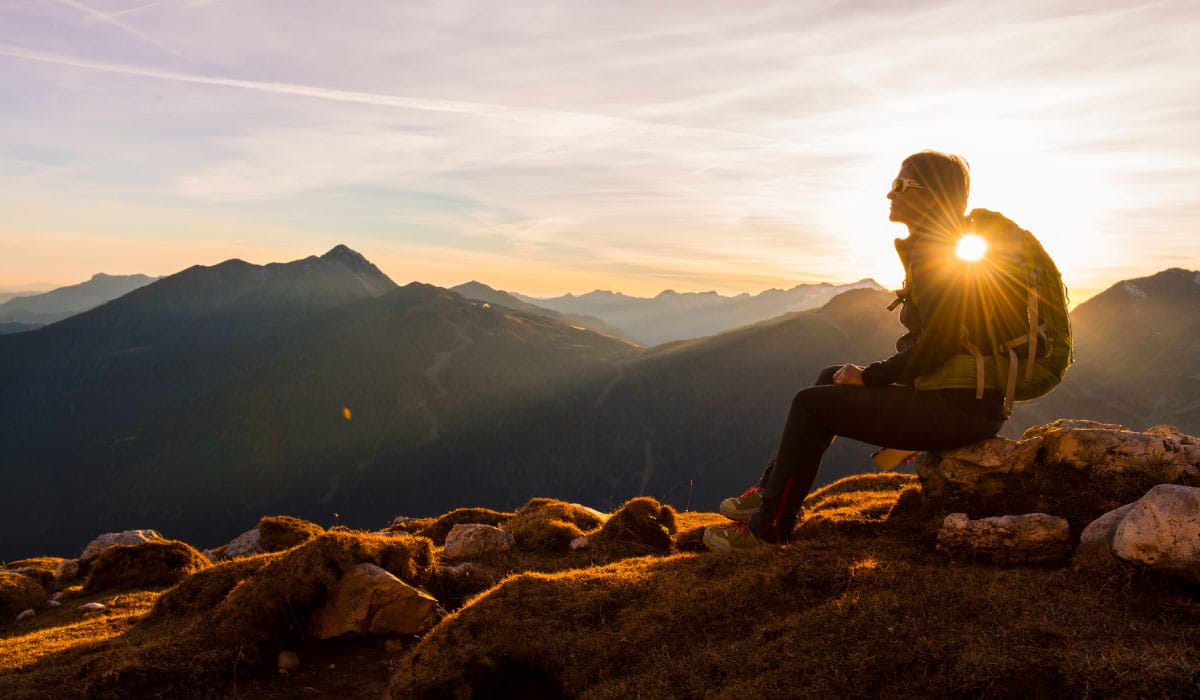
956;234;987;262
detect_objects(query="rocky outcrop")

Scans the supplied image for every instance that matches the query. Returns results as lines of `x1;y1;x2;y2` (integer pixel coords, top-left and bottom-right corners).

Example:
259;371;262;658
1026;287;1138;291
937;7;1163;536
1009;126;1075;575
914;420;1200;531
936;513;1073;565
221;528;264;559
80;530;164;563
309;563;441;639
1079;484;1200;583
443;524;516;559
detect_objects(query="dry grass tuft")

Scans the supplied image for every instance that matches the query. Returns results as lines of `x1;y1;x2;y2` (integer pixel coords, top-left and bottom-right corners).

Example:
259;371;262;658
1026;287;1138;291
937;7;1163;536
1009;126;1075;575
0;571;47;622
416;507;512;545
587;497;677;556
257;514;325;552
508;498;605;552
149;553;276;618
83;541;212;594
386;517;436;536
68;529;438;698
2;557;62;593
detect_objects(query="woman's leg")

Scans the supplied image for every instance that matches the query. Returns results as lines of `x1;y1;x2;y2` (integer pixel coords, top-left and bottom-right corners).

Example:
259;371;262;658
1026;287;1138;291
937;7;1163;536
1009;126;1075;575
747;381;1004;542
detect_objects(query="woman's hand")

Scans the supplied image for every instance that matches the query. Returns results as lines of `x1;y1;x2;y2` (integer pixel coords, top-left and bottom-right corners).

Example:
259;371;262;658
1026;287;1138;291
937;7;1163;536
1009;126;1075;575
833;364;865;386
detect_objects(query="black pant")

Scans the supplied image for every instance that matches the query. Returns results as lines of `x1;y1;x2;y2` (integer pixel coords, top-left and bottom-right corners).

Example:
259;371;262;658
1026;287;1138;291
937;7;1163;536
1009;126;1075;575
747;365;1006;542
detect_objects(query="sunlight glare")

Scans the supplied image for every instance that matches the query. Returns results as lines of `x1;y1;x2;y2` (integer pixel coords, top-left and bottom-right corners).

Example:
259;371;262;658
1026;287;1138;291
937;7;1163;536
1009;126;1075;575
956;234;987;262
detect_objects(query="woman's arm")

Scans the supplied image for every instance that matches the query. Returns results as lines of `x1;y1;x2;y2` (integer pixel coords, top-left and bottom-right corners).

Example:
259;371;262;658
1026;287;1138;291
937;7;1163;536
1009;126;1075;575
861;240;965;386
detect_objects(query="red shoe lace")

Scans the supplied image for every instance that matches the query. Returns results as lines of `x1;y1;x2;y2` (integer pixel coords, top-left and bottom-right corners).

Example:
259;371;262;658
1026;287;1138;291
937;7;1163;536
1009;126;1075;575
740;485;763;497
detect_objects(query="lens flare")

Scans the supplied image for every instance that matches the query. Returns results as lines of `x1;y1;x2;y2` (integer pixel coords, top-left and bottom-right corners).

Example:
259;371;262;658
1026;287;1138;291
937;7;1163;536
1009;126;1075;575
956;234;987;262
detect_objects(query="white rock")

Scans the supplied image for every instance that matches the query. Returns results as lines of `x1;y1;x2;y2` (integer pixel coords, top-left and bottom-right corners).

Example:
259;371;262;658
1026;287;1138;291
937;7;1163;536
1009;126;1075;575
443;524;516;559
936;512;1073;565
221;528;263;559
278;650;301;674
80;530;164;562
568;503;609;522
309;563;441;639
569;536;590;551
16;609;35;621
51;591;65;602
1111;484;1200;582
78;602;108;612
1080;503;1135;546
48;600;62;608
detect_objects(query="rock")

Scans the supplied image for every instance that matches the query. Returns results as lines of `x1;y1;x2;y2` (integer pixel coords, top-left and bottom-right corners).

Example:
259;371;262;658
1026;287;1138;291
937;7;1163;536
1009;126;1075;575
80;530;164;563
54;559;79;586
1111;484;1200;582
221;528;264;559
1079;504;1135;546
443;524;516;559
569;536;590;551
309;563;441;639
914;421;1200;530
48;600;61;608
51;591;64;602
278;650;301;674
936;512;1073;565
16;608;35;621
79;602;107;612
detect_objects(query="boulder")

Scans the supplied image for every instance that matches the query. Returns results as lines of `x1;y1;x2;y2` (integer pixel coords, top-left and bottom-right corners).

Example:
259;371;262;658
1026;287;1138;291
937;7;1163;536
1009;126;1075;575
309;563;441;639
221;528;264;559
16;608;35;621
914;420;1200;531
936;512;1073;565
80;530;164;563
55;559;80;587
443;524;516;559
1110;484;1200;583
1079;504;1135;546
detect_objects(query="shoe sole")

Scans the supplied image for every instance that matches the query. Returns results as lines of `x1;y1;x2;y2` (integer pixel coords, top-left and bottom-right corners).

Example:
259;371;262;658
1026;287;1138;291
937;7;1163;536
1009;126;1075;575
702;527;735;553
718;502;756;521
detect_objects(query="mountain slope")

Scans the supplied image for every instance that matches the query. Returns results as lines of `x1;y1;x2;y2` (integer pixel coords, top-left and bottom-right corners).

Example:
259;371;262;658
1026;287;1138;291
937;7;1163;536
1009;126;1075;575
1012;268;1200;434
0;250;639;559
0;273;159;326
450;281;639;345
516;279;884;345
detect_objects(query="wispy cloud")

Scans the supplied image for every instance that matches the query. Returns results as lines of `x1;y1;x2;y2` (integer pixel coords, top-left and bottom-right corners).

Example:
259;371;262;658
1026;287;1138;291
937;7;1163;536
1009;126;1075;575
53;0;187;59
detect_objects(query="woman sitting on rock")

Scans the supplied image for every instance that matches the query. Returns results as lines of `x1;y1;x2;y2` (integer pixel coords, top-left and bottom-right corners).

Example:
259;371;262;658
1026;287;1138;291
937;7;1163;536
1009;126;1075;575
705;150;1024;552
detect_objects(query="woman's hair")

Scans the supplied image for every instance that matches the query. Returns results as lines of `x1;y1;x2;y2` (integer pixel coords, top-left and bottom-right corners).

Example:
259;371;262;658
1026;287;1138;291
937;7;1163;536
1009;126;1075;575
903;150;971;220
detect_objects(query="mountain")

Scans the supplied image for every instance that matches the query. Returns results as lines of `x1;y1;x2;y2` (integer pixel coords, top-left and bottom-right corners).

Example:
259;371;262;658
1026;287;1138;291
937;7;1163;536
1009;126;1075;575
0;247;640;559
0;322;39;336
450;281;640;345
0;273;160;326
514;279;884;345
1010;268;1200;435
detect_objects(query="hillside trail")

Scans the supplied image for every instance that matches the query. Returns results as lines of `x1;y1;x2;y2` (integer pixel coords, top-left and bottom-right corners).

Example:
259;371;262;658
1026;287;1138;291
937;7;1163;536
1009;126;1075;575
594;360;628;407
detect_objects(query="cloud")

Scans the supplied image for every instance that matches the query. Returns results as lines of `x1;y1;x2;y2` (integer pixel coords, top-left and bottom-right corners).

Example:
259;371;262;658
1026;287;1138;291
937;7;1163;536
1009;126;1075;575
53;0;187;59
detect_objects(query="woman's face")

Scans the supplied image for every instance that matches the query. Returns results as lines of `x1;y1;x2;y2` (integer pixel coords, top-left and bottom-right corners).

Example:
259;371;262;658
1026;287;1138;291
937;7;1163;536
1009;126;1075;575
887;163;936;228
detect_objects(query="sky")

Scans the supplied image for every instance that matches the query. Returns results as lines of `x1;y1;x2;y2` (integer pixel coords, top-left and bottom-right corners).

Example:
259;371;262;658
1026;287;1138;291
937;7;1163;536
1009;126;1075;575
1;1;1197;302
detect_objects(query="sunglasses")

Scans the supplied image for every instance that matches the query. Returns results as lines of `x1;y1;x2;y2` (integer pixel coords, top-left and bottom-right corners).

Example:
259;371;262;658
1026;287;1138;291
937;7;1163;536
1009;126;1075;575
891;178;930;194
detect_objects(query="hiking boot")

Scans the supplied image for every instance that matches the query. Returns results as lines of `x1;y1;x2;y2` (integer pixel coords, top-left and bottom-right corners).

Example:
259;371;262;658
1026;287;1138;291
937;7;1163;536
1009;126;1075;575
703;522;773;553
719;485;764;521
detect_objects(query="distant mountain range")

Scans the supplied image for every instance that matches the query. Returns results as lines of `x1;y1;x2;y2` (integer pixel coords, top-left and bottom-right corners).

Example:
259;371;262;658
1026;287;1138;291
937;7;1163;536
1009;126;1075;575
0;273;159;331
450;281;640;345
1;246;1195;561
512;279;884;345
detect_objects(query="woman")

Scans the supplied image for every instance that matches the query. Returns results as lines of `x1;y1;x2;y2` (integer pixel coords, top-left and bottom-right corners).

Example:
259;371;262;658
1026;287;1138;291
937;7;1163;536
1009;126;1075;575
704;150;1010;552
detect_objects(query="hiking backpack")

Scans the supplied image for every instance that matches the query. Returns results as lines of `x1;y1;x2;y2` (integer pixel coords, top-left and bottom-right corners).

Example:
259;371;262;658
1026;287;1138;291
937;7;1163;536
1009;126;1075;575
908;208;1073;415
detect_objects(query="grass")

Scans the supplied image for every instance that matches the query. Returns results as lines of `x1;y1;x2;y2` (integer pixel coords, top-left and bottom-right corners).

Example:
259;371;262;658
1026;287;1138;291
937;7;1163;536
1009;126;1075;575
2;475;1198;699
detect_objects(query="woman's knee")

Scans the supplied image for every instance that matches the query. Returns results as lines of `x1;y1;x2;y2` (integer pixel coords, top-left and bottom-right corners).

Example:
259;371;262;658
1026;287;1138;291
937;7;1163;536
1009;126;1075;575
814;365;842;386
